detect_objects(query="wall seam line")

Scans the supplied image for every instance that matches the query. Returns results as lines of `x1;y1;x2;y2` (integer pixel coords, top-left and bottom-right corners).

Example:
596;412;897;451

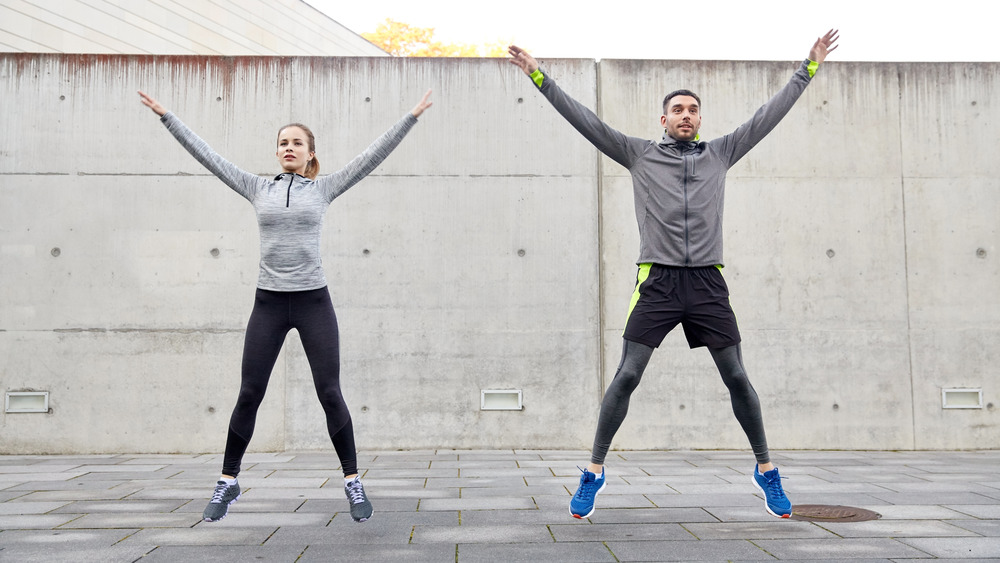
898;64;917;451
595;58;607;404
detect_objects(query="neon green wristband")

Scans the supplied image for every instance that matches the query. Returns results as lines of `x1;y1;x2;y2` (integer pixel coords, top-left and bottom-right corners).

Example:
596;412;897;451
807;60;819;78
529;68;544;88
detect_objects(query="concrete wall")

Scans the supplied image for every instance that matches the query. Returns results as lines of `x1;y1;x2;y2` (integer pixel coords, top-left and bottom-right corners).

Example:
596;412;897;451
0;53;996;454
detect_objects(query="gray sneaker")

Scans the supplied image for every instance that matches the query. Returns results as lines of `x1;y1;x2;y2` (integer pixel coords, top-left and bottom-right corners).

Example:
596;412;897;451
345;477;373;522
203;480;241;522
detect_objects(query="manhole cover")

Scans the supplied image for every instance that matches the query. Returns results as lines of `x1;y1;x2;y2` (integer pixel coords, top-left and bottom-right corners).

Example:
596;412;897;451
790;504;881;522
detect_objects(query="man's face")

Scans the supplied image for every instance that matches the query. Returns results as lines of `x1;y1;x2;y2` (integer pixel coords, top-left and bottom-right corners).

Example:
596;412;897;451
660;95;701;141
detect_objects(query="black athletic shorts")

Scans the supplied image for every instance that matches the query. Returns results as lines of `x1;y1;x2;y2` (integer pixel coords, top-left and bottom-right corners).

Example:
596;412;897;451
622;263;741;349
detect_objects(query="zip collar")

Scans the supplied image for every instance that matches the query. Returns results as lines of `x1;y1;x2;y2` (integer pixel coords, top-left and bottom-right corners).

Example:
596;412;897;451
273;172;308;181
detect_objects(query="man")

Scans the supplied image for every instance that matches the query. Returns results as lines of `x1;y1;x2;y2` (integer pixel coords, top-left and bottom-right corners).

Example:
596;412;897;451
508;30;839;519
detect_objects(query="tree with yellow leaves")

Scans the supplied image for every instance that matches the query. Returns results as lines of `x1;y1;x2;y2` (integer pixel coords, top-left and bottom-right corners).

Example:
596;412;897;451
362;19;508;57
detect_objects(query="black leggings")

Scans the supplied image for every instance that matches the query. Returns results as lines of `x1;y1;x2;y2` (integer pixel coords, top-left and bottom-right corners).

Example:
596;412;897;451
591;339;770;466
222;287;357;478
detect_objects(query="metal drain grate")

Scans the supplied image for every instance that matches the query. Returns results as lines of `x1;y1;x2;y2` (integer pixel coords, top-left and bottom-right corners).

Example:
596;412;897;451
790;504;881;522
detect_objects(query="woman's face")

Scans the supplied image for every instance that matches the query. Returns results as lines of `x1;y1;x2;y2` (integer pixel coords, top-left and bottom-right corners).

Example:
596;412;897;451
276;126;314;175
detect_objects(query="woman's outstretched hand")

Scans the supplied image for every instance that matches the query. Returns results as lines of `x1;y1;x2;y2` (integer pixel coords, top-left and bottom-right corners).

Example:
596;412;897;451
138;90;167;116
411;89;433;117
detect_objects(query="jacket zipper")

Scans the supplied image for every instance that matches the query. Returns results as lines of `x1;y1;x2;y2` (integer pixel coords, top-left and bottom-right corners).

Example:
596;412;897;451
682;150;690;264
285;174;293;207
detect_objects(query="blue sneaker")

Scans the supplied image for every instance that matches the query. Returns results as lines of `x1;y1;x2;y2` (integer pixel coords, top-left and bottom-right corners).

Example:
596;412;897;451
753;465;792;518
569;467;605;519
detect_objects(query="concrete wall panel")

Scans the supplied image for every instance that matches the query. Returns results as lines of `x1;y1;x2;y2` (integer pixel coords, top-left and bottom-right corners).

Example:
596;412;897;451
0;330;285;454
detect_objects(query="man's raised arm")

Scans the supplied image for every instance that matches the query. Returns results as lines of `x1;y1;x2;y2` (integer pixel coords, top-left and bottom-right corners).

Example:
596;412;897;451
507;45;644;169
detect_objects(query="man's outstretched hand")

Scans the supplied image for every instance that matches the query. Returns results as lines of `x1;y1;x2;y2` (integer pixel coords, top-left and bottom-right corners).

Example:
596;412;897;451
508;45;539;75
809;29;839;64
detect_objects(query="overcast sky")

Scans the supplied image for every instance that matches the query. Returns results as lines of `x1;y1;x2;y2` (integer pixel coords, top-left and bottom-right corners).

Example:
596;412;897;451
306;0;993;62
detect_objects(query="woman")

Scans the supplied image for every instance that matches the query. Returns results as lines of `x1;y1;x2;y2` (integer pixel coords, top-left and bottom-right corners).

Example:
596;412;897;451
138;88;432;523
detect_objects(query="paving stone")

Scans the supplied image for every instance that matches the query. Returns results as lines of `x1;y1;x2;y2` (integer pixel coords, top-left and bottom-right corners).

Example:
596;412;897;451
263;521;414;545
426;476;529;488
175;497;303;514
458;508;591;526
945;504;1000;518
57;512;203;529
0;501;71;514
117;527;278;546
856;504;972;520
297;543;457;562
949;519;1000;536
682;520;836;540
411;524;554;544
898;537;1000;558
457;485;561;498
294;497;418;513
0;544;155;563
0;514;85;529
363;468;459;478
817;519;981;538
644;493;761;508
701;505;788;522
237;477;329;488
0;465;85;474
585;507;719;524
754;538;934;559
0;491;30;502
0;472;87;483
0;528;139;546
550;522;691;541
133;544;305;561
605;538;769;561
458;541;618;562
51;499;188;514
871;491;999;505
418;496;536;511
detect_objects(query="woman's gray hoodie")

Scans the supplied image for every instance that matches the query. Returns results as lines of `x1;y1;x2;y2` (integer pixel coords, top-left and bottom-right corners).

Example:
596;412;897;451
160;112;417;291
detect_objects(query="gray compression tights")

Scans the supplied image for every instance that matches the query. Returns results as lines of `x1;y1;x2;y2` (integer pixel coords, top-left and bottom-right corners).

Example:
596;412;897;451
590;340;770;466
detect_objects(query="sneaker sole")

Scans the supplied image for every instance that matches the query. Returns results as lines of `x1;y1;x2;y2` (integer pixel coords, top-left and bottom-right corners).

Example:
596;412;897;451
352;510;373;523
203;493;241;522
568;481;606;519
752;476;791;518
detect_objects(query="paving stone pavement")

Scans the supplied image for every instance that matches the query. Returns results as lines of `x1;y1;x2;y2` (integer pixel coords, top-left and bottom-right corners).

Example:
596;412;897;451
0;450;998;562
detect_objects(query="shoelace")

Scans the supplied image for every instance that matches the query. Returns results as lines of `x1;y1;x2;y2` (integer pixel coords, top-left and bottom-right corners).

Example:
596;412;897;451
764;474;788;500
210;482;230;503
346;481;366;504
573;467;599;501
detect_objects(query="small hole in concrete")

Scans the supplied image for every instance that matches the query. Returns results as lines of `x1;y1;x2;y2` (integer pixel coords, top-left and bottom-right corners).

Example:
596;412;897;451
210;248;220;257
51;247;61;257
826;249;835;258
976;248;987;258
517;249;526;257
